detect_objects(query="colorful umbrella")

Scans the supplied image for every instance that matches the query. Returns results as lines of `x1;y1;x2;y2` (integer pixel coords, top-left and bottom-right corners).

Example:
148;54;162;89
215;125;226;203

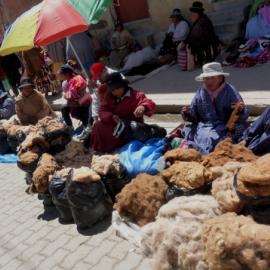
0;0;112;56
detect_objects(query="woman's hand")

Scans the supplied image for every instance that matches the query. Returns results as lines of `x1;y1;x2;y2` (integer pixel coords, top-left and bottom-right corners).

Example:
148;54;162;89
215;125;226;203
134;106;145;118
113;115;120;123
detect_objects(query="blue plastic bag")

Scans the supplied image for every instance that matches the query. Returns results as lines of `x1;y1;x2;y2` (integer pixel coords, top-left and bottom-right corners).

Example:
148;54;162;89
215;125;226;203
0;154;18;163
118;138;166;178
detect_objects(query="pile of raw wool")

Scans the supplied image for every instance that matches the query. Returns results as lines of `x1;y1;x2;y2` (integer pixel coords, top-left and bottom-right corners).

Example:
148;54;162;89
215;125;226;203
141;195;221;270
17;133;50;173
18;133;49;154
236;154;270;197
72;167;101;183
211;162;246;213
36;116;65;133
202;213;270;270
55;139;91;168
114;174;168;226
91;155;121;177
202;138;257;168
7;125;39;152
164;148;202;165
162;161;213;190
30;153;60;193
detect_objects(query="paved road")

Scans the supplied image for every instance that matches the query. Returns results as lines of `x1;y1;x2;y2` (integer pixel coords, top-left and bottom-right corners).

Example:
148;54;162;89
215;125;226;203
0;164;151;270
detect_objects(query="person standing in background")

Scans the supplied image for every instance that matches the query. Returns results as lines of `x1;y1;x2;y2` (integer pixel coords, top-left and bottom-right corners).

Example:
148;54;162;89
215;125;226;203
46;39;66;80
109;21;134;69
1;54;22;96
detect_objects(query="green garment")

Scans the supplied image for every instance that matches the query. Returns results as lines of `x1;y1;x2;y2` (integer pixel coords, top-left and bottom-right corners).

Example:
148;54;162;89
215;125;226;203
249;0;265;18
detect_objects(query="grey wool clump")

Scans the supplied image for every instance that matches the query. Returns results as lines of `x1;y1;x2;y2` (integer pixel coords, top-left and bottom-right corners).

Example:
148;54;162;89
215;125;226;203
141;195;221;270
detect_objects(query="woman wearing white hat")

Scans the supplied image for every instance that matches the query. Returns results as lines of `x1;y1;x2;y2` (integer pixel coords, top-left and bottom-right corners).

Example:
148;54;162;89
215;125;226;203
181;62;249;154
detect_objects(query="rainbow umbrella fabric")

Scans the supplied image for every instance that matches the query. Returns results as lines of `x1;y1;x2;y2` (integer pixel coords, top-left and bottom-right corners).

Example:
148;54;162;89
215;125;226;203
0;0;112;56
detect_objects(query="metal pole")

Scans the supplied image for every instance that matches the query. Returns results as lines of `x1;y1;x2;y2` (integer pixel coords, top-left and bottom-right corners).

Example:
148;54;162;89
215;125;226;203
66;37;90;80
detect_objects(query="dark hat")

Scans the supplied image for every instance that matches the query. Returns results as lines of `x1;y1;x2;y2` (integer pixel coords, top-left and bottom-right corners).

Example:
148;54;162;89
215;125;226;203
190;1;204;13
170;8;182;18
58;64;75;75
106;72;129;92
18;78;35;90
0;89;7;98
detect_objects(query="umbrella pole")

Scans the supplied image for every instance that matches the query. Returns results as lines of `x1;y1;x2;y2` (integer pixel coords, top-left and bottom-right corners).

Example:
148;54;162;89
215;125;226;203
67;37;90;80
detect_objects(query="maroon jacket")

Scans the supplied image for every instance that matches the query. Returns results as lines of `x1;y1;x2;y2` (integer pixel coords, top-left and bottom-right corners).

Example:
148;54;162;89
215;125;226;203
91;89;156;153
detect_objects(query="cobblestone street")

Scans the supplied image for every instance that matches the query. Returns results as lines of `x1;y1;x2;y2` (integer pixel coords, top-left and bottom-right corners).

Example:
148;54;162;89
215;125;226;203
0;164;151;270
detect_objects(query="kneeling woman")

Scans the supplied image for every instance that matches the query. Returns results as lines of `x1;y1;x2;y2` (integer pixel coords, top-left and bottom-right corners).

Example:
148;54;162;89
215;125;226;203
182;62;249;154
91;72;156;153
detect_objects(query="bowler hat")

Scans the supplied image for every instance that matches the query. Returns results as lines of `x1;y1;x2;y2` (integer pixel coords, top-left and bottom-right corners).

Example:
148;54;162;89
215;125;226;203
18;78;35;89
106;72;129;92
170;8;182;18
190;1;204;13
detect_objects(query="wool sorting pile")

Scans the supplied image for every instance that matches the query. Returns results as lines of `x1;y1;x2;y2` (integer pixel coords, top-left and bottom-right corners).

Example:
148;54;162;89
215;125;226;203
202;213;270;270
72;167;101;183
17;133;50;173
36;116;65;133
141;195;221;270
211;162;245;213
162;161;213;189
114;174;168;226
91;155;121;177
55;139;91;168
164;148;202;165
236;154;270;197
202;138;257;168
30;153;60;193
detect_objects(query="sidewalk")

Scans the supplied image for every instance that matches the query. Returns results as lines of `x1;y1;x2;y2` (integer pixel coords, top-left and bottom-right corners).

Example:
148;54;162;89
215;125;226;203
49;63;270;116
131;63;270;115
0;164;150;270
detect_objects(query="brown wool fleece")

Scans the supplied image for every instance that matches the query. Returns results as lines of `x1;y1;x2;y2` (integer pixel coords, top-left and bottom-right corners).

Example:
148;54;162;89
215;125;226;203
114;174;168;226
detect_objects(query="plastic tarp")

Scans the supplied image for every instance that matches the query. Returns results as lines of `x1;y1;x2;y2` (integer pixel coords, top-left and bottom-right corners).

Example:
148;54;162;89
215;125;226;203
0;154;18;163
118;138;166;178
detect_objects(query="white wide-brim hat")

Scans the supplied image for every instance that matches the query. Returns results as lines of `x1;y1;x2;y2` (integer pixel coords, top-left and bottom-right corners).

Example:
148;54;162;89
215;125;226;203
195;62;230;82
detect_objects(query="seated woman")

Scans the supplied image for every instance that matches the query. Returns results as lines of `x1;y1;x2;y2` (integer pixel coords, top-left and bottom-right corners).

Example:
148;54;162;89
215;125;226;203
0;89;15;120
245;0;270;40
109;21;134;69
242;106;270;155
186;2;220;67
90;63;125;123
59;64;91;133
91;72;156;153
182;62;249;154
159;8;189;57
15;78;55;125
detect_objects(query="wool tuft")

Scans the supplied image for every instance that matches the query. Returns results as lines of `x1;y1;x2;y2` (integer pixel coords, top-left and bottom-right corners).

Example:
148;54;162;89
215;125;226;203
141;195;221;270
202;138;257;168
31;153;60;193
162;161;213;189
91;155;121;176
211;162;245;213
114;174;168;226
203;213;270;270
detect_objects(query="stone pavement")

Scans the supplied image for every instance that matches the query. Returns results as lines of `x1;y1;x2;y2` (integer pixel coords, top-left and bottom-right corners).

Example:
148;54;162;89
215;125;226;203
0;164;151;270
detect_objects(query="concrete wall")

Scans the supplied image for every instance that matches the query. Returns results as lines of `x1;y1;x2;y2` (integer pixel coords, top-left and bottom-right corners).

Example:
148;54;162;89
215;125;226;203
0;0;40;38
92;0;214;47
